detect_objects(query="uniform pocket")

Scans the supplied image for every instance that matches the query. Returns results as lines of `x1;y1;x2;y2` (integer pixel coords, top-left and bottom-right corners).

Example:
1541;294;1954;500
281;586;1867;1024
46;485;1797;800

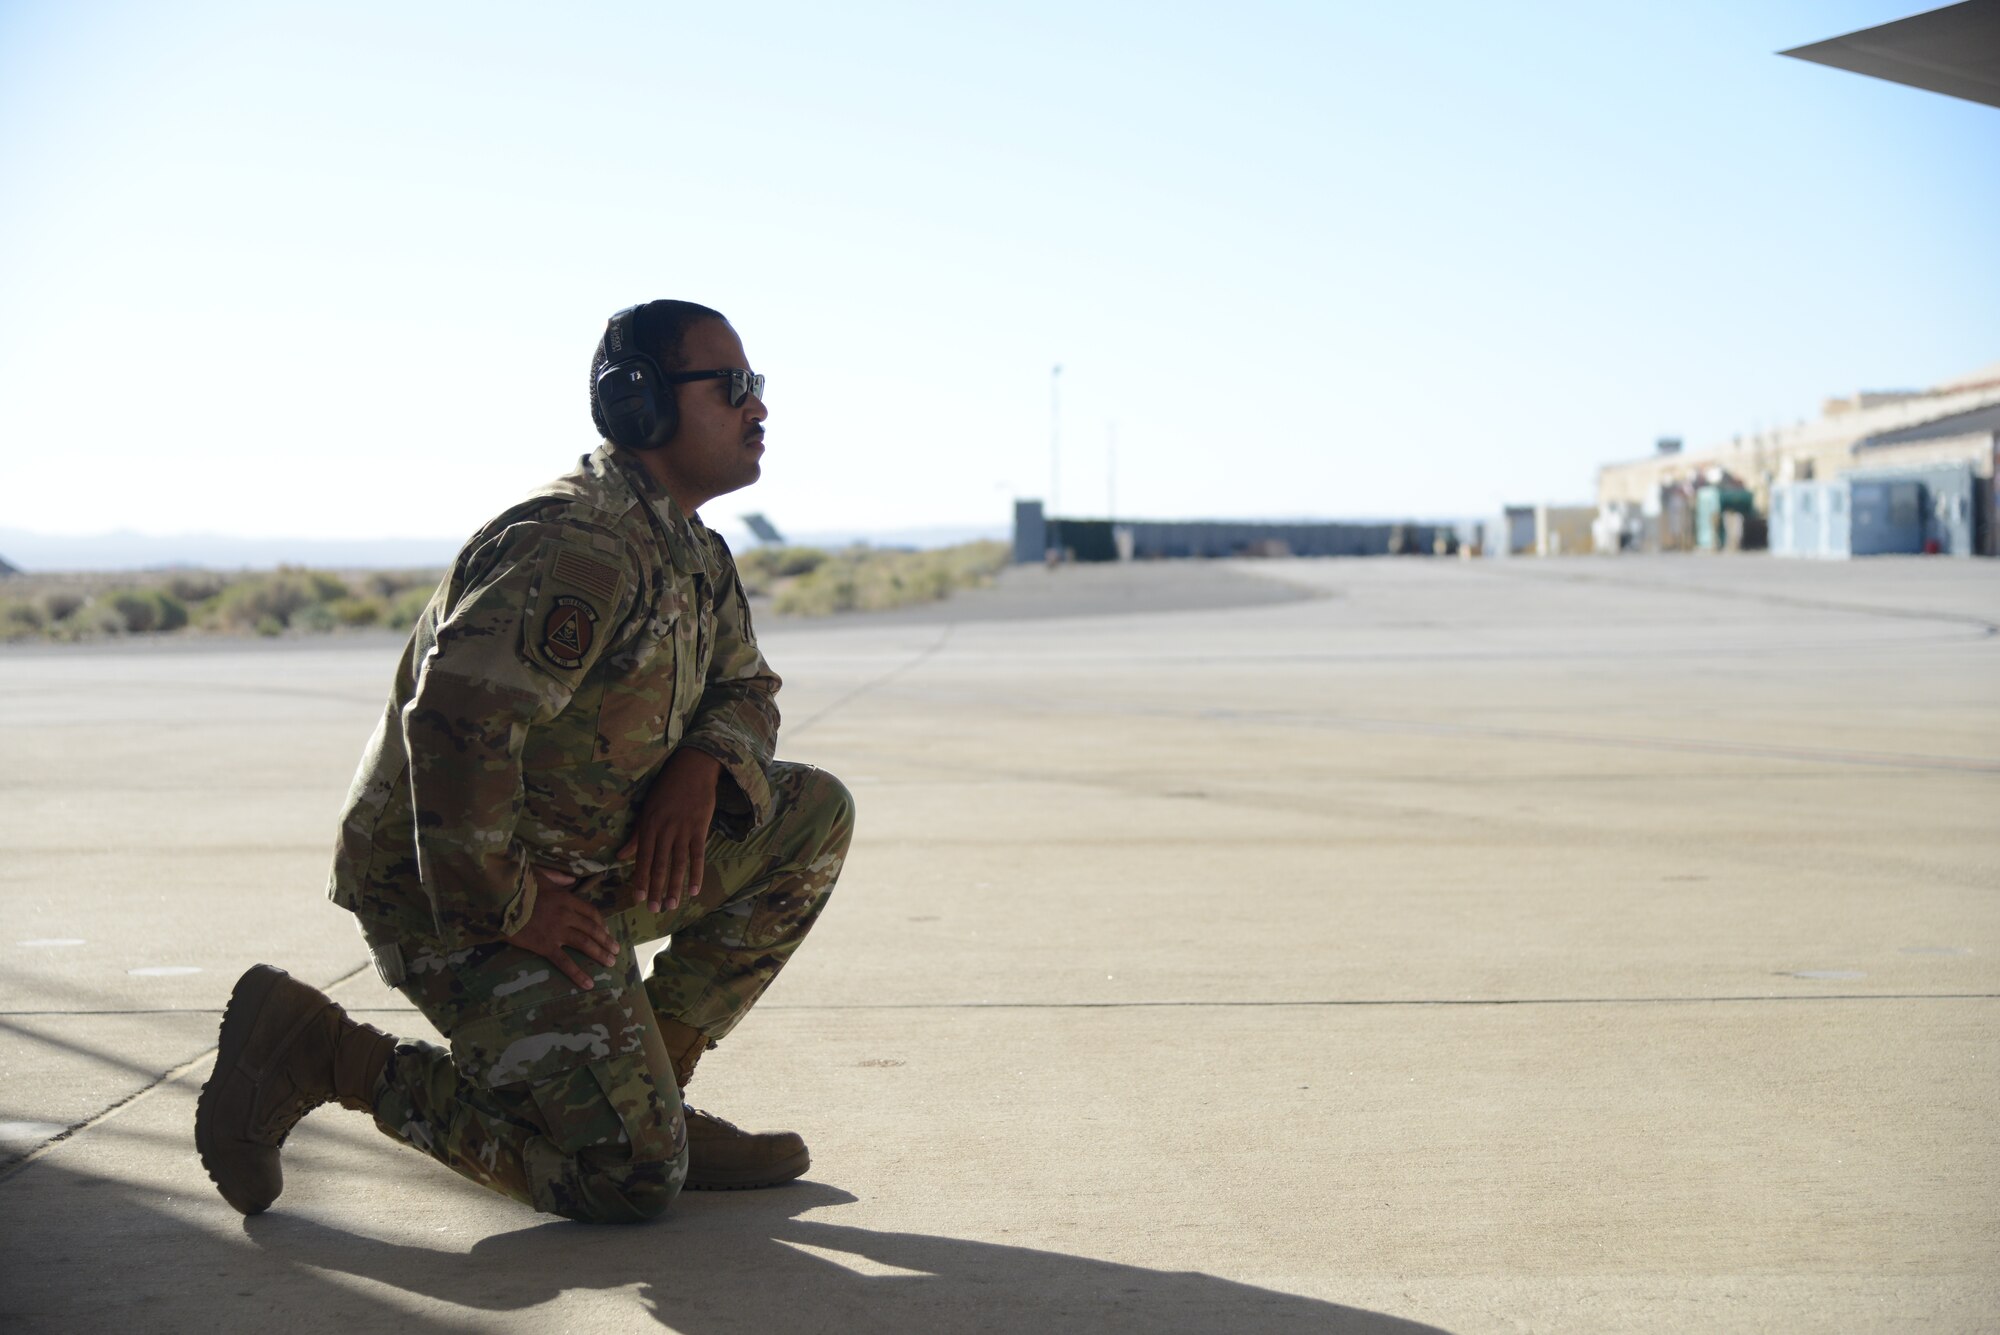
528;1047;684;1166
595;614;679;764
523;675;604;772
527;1062;637;1157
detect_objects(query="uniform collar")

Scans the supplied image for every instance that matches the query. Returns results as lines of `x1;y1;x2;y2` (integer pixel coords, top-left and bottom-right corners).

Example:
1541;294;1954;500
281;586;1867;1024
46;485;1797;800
598;442;709;577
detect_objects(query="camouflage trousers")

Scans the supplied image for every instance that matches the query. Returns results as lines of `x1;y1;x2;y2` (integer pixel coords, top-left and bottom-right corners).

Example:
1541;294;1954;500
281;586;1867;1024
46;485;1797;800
358;761;853;1224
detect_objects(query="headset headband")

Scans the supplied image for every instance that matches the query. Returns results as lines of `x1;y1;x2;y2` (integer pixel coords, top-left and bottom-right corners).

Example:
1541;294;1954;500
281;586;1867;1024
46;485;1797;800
605;306;640;361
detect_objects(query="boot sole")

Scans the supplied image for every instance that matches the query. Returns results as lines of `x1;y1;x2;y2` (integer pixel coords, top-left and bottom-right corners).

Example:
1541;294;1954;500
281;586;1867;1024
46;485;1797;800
683;1146;811;1191
194;964;288;1214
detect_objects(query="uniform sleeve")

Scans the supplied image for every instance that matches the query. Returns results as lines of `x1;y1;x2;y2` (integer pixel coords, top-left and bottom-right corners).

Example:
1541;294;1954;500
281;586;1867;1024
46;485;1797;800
401;519;636;947
679;538;782;835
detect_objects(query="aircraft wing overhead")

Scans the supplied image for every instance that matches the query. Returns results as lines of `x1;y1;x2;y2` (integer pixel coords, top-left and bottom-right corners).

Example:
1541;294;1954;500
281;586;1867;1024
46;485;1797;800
1781;0;2000;109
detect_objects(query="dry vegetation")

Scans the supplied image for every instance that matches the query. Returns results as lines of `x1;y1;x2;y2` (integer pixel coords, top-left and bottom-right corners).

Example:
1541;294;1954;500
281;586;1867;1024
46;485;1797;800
0;540;1011;642
0;568;440;643
738;541;1010;616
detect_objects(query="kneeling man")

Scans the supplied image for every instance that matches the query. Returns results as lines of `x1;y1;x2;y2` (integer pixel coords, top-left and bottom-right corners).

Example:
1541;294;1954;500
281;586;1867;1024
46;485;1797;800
196;300;853;1223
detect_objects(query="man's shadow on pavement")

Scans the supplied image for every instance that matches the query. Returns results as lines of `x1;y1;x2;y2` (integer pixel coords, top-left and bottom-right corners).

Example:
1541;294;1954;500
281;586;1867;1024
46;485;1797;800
247;1181;1456;1335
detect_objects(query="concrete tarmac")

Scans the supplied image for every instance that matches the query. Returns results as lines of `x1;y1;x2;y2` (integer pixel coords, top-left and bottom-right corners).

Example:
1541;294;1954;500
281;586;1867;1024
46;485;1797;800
1;555;1995;1333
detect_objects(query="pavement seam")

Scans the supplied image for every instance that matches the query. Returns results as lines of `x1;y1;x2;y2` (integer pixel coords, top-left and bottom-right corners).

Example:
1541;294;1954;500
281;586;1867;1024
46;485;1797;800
7;992;1995;1019
1467;561;2000;635
762;994;2000;1008
785;622;954;737
0;961;375;1183
837;682;2000;776
900;692;2000;776
1189;710;2000;775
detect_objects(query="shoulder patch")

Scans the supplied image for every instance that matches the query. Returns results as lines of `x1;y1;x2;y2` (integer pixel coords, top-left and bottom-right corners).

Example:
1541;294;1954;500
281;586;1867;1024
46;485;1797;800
553;548;621;601
523;540;630;677
540;595;599;668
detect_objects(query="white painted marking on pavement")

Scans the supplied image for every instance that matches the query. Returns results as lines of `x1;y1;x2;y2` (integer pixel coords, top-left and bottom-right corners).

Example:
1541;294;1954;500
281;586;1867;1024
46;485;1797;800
0;1121;71;1154
17;939;86;948
127;966;203;977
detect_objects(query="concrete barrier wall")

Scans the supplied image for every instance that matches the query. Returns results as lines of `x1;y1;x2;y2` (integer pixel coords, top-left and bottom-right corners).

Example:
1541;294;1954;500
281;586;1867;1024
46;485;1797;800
1013;501;1443;561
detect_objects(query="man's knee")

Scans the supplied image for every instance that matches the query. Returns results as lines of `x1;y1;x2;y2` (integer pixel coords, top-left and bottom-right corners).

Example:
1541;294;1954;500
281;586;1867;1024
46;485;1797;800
789;764;856;856
548;1148;688;1224
522;1046;688;1224
527;1118;689;1224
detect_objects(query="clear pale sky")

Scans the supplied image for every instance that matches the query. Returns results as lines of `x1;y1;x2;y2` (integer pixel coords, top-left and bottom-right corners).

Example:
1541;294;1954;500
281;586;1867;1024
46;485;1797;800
2;0;1995;547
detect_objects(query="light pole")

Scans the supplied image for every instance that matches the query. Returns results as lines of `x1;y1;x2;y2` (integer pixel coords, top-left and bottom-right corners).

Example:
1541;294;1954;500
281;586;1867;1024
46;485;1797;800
1106;420;1117;521
1049;364;1062;519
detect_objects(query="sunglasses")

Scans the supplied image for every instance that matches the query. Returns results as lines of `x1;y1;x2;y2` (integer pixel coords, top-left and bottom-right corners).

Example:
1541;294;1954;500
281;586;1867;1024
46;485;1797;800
663;368;766;407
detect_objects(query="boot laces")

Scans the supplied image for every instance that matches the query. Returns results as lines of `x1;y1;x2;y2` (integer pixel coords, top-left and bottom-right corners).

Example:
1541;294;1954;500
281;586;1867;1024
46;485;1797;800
684;1106;745;1136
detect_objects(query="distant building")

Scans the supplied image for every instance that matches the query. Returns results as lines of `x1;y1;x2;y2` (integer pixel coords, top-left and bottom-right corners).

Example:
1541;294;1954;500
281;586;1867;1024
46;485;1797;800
1773;450;1993;560
1491;505;1594;557
1597;361;2000;557
1012;501;1446;563
1012;500;1048;565
1490;506;1534;557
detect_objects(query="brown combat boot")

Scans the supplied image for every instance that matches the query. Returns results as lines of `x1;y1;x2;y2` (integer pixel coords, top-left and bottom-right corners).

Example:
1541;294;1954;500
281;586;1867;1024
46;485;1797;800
194;964;396;1216
658;1014;811;1191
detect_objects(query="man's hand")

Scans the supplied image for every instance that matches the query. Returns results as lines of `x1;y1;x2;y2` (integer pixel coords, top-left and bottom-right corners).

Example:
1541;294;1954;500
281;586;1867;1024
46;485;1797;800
505;867;618;992
618;748;721;915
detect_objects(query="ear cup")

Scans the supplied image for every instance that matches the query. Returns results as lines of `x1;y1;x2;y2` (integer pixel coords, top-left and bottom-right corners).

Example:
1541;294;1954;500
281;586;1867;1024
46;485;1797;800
595;357;676;449
594;307;676;449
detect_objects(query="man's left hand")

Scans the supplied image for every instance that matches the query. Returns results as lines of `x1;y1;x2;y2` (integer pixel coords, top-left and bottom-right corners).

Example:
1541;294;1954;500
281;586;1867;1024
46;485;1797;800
619;748;722;915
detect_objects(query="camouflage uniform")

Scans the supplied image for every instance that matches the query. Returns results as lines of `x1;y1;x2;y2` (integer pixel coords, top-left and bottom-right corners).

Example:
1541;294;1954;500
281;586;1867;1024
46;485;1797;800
326;443;853;1223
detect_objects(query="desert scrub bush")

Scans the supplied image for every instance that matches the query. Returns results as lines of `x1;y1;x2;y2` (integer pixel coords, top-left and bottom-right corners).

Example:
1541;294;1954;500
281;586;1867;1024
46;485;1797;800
0;568;445;640
363;570;432;599
1;600;45;641
771;541;1008;617
940;540;1009;582
773;562;859;616
68;601;131;638
330;596;383;627
106;588;189;633
204;567;349;631
39;590;85;623
291;602;342;633
166;573;227;604
736;545;828;595
389;584;436;628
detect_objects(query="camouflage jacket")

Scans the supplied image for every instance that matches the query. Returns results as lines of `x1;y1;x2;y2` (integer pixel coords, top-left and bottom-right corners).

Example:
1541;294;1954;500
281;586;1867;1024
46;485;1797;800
326;443;781;948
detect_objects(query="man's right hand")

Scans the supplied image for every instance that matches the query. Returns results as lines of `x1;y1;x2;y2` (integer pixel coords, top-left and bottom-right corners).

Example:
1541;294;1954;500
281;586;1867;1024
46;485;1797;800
505;867;619;992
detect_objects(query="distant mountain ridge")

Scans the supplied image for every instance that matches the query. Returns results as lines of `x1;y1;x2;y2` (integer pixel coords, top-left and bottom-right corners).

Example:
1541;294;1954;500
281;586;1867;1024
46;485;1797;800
0;528;466;572
0;523;1010;573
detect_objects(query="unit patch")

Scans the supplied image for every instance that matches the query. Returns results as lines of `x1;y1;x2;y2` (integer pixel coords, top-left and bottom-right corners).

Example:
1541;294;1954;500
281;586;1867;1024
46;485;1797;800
520;538;627;680
540;595;599;669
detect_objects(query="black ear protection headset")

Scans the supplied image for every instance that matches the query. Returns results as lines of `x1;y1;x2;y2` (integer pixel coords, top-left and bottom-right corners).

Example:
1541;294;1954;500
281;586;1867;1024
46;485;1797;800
594;305;675;450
